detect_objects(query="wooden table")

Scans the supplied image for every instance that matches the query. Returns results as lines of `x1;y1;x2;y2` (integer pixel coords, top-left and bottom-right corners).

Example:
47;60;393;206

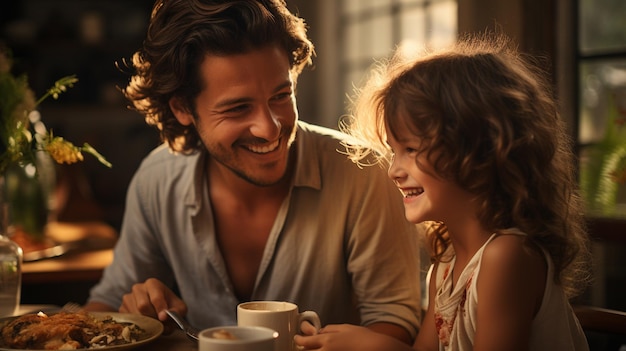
138;331;198;351
14;304;58;315
20;221;117;305
22;248;114;284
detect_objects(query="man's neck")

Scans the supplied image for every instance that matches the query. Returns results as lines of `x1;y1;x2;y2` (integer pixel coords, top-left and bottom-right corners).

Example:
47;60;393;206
206;151;296;210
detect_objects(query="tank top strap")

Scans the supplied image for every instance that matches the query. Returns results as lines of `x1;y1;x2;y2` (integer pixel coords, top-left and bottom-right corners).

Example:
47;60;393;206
499;227;527;237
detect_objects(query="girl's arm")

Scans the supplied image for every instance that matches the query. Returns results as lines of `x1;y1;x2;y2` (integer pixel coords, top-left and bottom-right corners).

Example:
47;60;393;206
295;324;415;351
293;262;434;351
473;235;546;351
414;264;440;351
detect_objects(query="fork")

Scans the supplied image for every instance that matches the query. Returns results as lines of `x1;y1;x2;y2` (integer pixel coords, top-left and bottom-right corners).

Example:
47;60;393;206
165;310;199;341
61;302;83;313
37;302;83;315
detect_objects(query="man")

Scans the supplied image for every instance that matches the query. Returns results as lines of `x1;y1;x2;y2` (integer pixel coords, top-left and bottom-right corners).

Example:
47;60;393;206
84;0;422;344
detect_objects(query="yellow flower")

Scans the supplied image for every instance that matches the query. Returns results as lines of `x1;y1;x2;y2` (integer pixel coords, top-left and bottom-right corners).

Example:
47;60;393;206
1;48;110;173
44;136;84;164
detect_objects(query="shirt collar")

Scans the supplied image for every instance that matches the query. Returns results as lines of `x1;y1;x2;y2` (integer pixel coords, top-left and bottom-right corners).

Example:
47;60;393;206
292;120;322;190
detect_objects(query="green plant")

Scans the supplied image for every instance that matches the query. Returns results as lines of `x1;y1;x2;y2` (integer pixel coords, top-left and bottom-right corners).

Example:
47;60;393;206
580;93;626;218
0;49;111;175
1;48;111;237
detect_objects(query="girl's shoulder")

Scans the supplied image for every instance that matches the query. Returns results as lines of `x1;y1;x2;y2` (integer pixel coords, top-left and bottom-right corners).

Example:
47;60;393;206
481;233;546;272
477;233;547;310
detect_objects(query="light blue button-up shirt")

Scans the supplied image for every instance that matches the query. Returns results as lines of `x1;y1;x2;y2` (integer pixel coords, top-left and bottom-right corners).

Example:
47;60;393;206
88;121;422;338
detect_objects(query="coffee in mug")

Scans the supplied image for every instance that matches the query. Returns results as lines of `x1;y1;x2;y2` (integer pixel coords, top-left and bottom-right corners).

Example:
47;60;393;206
198;325;278;351
237;301;321;351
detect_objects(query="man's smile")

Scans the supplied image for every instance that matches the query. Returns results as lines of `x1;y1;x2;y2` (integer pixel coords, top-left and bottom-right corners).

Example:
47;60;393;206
243;139;280;154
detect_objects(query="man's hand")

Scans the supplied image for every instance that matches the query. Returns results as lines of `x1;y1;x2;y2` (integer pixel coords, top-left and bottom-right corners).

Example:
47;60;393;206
119;278;187;334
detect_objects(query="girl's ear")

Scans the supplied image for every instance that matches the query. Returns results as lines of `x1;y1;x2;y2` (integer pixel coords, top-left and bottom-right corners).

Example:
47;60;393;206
169;96;194;126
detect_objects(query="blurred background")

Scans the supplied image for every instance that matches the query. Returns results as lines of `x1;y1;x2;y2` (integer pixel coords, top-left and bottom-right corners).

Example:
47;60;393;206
1;0;159;232
1;0;625;348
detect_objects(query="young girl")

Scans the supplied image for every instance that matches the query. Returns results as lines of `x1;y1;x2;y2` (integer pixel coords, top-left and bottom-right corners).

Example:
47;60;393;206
294;33;591;351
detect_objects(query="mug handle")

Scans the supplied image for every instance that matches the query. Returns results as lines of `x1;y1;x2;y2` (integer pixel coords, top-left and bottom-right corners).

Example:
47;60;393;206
298;311;321;332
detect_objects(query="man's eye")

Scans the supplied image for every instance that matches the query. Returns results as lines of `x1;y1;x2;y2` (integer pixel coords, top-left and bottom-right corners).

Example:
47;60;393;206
225;104;249;114
272;92;292;101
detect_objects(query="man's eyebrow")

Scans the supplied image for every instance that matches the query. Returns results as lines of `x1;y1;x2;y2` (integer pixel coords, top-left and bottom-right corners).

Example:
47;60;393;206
274;81;293;93
213;81;293;110
214;96;252;109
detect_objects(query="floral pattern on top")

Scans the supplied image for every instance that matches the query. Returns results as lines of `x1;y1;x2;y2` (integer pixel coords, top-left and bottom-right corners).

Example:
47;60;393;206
434;263;474;348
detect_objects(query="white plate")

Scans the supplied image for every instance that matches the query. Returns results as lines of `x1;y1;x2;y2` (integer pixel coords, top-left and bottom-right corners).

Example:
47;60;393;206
0;312;164;351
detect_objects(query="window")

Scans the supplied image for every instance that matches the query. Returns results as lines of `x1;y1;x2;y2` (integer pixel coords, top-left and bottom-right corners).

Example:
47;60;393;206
572;0;626;320
339;0;457;111
291;0;456;129
577;0;626;219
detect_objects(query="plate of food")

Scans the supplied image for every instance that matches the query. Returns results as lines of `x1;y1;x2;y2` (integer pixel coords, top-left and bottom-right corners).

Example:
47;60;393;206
0;311;163;350
8;228;68;262
9;225;117;262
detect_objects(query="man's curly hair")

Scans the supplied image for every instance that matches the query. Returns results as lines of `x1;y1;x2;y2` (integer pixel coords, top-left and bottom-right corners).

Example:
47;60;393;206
123;0;314;153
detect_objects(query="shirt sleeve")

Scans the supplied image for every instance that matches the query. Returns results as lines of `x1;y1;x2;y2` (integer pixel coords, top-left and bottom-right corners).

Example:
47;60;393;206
345;161;424;339
87;163;176;309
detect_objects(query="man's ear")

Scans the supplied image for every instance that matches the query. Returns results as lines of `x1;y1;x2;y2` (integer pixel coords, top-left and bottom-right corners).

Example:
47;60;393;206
169;96;194;126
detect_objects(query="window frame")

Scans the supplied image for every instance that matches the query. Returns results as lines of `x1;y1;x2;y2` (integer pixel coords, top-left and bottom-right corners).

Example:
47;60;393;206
570;0;626;235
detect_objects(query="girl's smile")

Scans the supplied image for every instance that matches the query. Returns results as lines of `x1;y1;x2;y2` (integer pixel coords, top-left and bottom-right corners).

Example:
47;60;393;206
398;186;425;203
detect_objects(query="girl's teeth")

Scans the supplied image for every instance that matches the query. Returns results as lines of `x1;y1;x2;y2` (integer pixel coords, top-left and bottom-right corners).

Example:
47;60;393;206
402;188;424;197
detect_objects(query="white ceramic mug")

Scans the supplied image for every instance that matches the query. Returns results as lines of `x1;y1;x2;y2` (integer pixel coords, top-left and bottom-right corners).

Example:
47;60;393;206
237;301;321;351
198;325;278;351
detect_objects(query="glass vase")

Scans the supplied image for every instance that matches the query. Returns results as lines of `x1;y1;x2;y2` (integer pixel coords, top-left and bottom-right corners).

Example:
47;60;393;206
0;234;22;317
5;160;53;239
0;174;23;317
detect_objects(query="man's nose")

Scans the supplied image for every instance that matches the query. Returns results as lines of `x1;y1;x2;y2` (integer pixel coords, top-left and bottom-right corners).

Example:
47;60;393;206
250;106;281;140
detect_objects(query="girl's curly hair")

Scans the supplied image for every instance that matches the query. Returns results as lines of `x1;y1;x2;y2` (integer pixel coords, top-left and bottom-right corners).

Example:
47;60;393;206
344;32;591;298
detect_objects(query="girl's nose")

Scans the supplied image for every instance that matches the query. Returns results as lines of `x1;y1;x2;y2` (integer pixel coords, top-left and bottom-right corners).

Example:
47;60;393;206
387;155;406;182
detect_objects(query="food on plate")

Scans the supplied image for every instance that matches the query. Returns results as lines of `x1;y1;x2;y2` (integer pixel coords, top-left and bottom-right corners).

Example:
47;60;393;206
0;311;145;350
9;228;51;253
211;329;237;340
